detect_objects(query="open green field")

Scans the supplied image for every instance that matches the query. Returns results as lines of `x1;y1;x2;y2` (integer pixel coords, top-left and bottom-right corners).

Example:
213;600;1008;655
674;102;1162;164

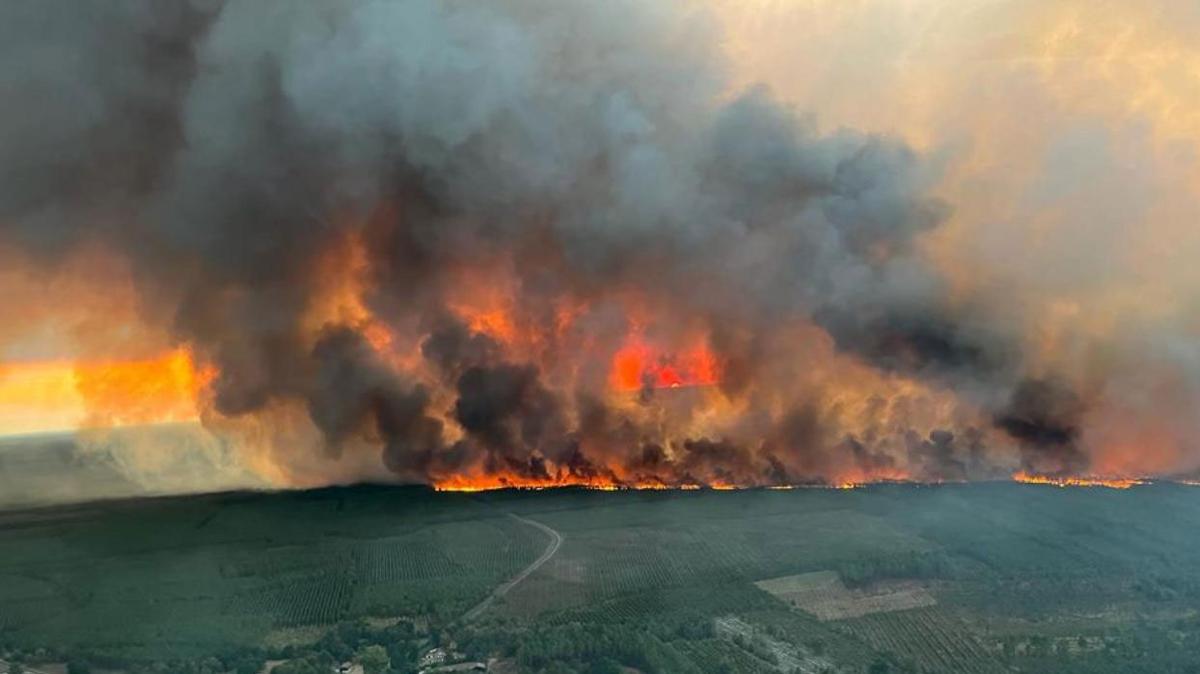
3;483;1200;673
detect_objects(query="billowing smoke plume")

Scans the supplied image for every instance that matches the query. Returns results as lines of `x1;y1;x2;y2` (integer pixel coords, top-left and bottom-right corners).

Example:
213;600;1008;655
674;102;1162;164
2;0;1171;494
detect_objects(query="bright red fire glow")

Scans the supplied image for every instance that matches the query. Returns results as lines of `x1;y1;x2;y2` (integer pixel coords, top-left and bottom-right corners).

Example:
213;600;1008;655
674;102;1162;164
610;336;719;391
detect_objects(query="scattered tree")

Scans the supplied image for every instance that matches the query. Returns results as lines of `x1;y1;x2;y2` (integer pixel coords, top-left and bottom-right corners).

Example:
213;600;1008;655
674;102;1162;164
357;645;389;674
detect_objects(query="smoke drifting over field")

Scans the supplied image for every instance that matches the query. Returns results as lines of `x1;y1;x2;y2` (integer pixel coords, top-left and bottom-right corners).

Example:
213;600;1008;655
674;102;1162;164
2;0;1199;496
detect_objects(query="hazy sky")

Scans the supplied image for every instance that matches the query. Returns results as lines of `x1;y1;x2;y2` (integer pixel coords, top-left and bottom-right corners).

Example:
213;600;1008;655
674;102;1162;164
712;0;1200;475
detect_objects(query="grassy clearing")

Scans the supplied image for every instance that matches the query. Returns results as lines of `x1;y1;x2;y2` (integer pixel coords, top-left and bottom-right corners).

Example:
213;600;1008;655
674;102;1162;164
755;571;935;621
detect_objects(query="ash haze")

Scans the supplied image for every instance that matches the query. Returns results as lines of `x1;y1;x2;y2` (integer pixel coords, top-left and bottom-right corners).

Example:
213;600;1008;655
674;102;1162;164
1;0;1199;504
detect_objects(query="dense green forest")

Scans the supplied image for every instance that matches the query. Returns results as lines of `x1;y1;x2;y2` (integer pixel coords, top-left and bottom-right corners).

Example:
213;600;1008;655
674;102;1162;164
3;483;1200;673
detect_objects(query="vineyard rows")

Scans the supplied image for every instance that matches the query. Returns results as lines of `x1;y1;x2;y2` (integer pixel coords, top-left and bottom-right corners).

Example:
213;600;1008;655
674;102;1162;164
672;637;777;673
843;607;1005;673
564;528;765;596
226;571;354;626
212;516;542;626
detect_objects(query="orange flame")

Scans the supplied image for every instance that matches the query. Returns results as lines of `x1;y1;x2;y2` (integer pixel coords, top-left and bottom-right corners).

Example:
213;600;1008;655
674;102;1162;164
431;479;876;493
434;473;630;492
432;470;881;493
610;336;719;391
1012;471;1146;489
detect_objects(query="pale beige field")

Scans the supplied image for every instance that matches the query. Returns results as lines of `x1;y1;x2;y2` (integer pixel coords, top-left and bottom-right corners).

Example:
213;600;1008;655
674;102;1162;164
755;570;936;620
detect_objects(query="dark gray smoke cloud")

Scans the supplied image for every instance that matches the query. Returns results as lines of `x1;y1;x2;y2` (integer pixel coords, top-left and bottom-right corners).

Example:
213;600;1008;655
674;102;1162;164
308;326;444;474
0;0;1075;488
994;378;1086;475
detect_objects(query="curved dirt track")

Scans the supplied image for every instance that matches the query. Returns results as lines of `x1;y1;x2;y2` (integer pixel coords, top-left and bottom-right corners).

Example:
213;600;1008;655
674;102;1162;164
461;513;562;622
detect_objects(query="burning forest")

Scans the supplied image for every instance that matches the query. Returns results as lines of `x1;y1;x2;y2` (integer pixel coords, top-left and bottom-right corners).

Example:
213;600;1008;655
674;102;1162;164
3;0;1200;499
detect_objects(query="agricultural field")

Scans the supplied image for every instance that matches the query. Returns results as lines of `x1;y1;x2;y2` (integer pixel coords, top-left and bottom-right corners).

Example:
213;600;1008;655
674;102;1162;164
753;571;935;621
4;483;1200;672
0;486;544;662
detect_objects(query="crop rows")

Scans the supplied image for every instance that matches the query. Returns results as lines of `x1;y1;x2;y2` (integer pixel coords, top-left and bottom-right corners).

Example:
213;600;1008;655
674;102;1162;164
438;518;541;573
213;517;547;625
843;607;1005;673
565;528;762;597
560;591;673;624
671;637;774;674
354;535;457;584
351;518;539;586
504;521;812;618
226;571;354;627
220;545;349;579
558;516;907;603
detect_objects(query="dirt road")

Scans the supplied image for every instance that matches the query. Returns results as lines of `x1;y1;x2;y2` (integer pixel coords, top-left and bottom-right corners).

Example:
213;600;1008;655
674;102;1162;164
461;514;562;622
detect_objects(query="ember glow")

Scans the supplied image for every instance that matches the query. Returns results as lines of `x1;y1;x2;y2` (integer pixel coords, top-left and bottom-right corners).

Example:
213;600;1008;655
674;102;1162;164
432;476;862;493
433;474;665;493
1011;472;1147;490
2;1;1199;503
